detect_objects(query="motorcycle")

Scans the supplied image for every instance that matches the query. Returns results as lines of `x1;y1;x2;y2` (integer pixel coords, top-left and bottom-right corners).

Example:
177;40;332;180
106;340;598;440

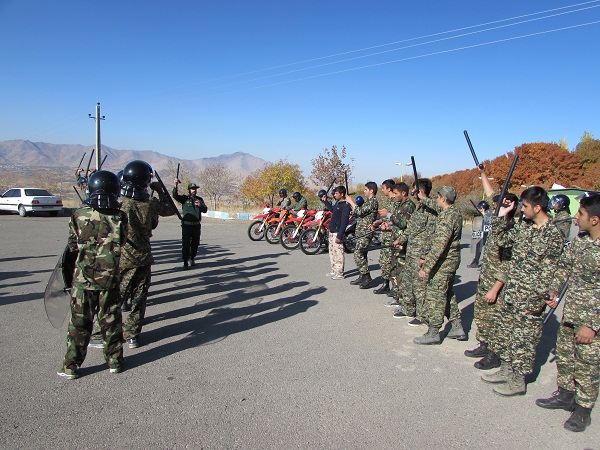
280;209;316;250
265;209;292;244
247;206;281;241
299;212;357;255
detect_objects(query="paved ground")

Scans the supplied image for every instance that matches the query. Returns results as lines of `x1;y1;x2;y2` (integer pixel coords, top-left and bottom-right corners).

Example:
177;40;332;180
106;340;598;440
0;213;597;449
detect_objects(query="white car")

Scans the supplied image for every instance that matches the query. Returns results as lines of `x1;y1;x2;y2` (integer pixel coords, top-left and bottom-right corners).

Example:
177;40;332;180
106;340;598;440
0;187;63;217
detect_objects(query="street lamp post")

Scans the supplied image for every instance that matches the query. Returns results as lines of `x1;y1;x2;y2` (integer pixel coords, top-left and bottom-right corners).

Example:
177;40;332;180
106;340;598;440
394;161;412;182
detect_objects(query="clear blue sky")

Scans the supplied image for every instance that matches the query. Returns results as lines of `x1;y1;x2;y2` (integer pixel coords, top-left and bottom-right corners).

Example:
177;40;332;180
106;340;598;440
1;1;599;184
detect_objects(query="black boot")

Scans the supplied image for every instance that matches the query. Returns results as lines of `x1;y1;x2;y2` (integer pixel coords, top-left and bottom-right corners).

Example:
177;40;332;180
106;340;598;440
536;387;575;411
474;350;501;370
564;404;592;432
373;280;390;294
350;274;365;285
464;341;488;358
359;273;374;289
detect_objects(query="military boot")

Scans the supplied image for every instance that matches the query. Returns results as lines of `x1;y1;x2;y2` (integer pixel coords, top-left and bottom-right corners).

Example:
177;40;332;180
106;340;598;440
493;373;526;396
536;387;575;411
564;404;592;432
413;327;441;345
350;274;365;285
446;319;467;340
359;273;374;289
373;280;390;294
464;341;488;358
474;350;501;370
481;360;513;384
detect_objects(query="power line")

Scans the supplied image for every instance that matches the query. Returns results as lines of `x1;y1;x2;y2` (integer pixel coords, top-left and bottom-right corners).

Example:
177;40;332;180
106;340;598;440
189;20;600;100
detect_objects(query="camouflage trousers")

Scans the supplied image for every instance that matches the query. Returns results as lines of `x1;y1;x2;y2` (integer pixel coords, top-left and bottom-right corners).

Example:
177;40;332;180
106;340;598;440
488;302;543;377
399;257;428;317
62;286;123;371
389;252;407;300
378;232;394;280
473;273;505;343
353;235;373;275
328;232;344;276
421;271;460;330
556;323;600;408
122;265;152;340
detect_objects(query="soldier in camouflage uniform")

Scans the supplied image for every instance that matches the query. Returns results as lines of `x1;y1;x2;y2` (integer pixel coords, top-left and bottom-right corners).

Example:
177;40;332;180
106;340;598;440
371;180;396;294
536;194;600;432
58;171;128;380
466;192;519;370
290;191;308;213
119;160;176;349
393;179;437;324
384;183;415;307
551;194;573;240
276;188;291;209
347;181;379;289
482;186;564;396
413;186;465;345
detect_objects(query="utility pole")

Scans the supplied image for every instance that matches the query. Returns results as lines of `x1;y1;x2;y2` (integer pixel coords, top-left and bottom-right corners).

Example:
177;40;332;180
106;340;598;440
88;103;105;170
394;161;412;182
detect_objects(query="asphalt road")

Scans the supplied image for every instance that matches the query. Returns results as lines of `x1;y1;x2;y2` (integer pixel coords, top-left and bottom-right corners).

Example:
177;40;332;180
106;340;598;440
0;213;597;449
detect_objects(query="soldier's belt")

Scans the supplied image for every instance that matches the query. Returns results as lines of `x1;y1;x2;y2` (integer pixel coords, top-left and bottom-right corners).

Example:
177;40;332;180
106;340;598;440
182;220;200;226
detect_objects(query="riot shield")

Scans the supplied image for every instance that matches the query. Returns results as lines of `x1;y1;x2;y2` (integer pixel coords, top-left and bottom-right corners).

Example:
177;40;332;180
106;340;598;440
470;215;483;254
44;246;76;328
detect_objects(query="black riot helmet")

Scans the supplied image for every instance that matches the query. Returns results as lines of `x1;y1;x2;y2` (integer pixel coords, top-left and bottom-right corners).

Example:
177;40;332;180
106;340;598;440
476;200;490;211
279;188;287;198
317;189;327;198
121;160;153;200
86;170;121;210
292;191;302;201
122;160;153;188
551;194;570;211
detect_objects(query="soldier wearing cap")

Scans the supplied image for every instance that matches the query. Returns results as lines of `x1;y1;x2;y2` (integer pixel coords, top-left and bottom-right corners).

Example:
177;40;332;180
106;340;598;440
414;185;466;345
173;179;208;270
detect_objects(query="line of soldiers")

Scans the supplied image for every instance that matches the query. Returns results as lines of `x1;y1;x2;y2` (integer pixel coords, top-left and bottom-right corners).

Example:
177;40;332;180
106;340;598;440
325;168;598;433
58;160;179;380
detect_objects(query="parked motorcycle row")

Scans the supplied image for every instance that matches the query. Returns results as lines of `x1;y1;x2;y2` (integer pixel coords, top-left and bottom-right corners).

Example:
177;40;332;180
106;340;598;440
247;206;357;255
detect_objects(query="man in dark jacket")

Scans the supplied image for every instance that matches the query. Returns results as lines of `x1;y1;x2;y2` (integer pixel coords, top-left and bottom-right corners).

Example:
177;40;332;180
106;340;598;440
173;180;208;270
322;186;351;280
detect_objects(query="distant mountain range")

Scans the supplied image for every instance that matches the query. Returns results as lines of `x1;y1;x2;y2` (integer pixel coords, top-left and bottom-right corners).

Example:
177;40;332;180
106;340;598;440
0;140;269;179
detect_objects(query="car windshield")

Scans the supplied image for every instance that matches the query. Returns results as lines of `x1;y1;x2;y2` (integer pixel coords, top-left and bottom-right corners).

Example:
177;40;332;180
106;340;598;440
24;189;52;196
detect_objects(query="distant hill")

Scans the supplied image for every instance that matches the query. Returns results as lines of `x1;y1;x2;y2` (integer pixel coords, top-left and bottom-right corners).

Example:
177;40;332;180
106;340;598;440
0;140;269;179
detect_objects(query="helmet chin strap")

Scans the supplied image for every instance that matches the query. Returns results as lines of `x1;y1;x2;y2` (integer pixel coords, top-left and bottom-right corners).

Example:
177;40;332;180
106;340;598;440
87;193;121;210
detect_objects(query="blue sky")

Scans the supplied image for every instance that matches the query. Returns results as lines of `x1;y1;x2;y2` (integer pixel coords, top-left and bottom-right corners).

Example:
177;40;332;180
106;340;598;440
1;1;599;184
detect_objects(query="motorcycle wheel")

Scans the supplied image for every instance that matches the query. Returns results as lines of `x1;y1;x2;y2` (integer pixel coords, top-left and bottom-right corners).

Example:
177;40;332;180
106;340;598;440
300;229;323;255
265;224;281;244
343;232;356;253
280;225;300;250
248;220;265;241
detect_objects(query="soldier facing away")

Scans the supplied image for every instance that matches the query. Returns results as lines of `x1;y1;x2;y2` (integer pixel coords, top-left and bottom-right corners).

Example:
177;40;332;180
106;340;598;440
57;171;128;379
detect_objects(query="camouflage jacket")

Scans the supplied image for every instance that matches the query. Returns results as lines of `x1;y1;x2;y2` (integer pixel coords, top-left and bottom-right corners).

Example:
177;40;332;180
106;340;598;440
68;206;128;291
421;204;463;275
549;233;600;331
398;198;438;260
553;209;572;241
491;216;564;312
353;196;378;233
391;198;416;241
120;192;176;269
291;196;308;213
479;217;514;285
277;197;291;209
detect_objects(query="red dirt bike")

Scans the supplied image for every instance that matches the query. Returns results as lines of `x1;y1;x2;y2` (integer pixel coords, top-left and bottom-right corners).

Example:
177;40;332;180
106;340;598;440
279;209;317;250
265;209;292;244
299;211;357;255
248;206;281;241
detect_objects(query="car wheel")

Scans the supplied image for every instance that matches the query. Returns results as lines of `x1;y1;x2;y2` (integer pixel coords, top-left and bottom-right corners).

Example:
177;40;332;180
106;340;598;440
18;205;27;217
